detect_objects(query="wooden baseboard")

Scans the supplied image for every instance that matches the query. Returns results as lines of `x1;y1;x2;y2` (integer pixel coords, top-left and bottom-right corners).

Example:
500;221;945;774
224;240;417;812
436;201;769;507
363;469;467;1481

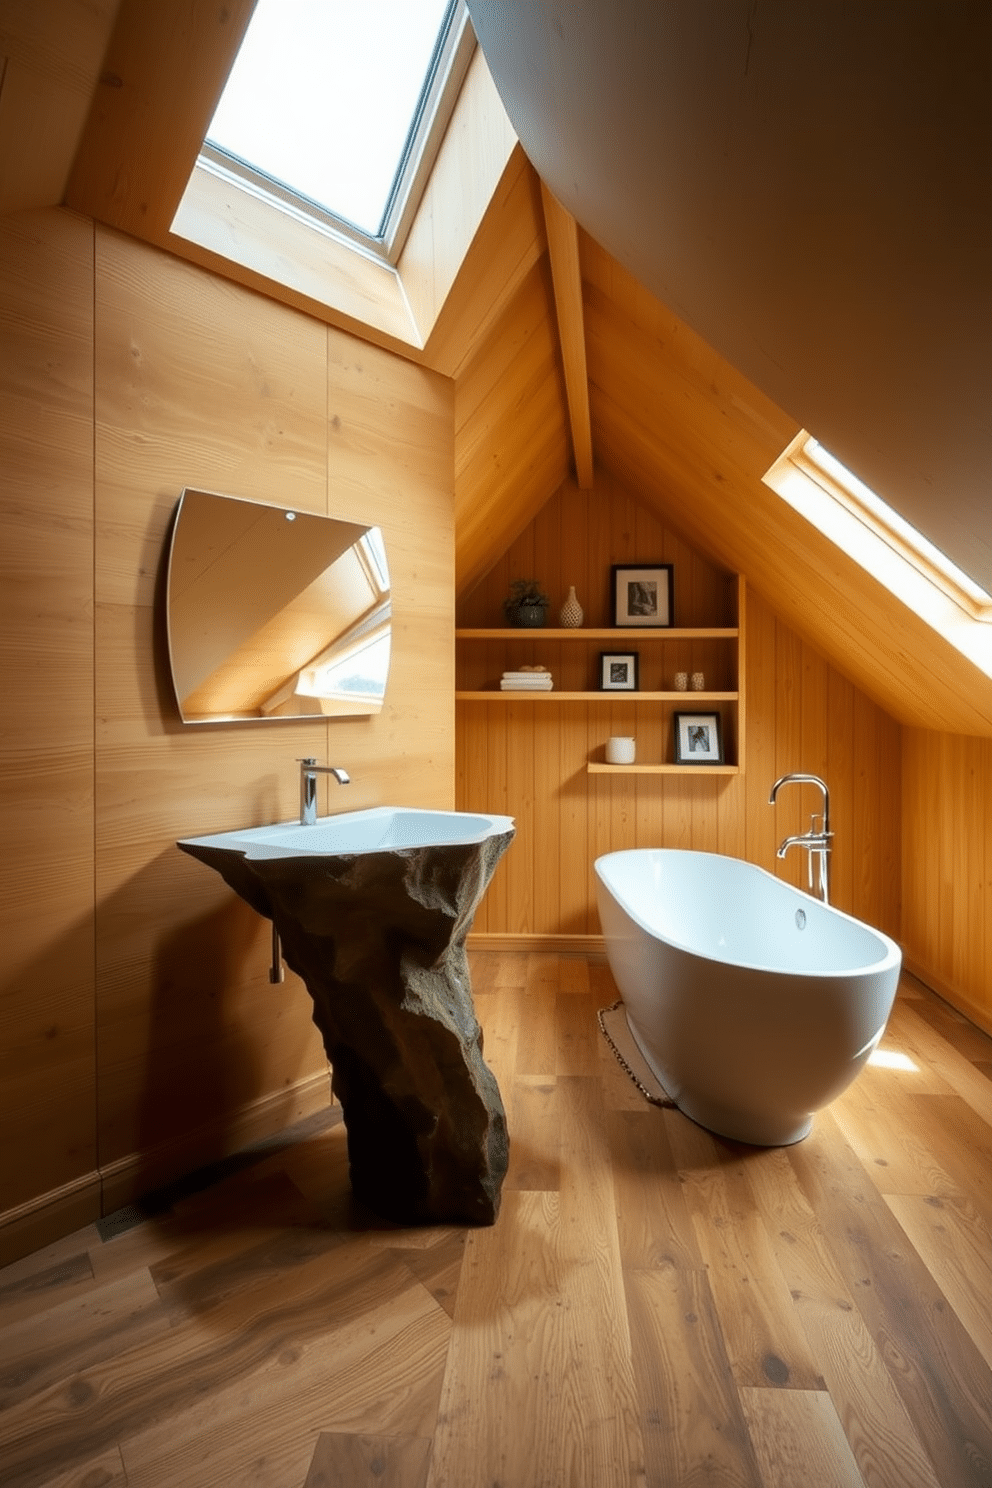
903;955;992;1040
467;932;606;955
0;1169;102;1269
99;1069;333;1215
1;1071;333;1267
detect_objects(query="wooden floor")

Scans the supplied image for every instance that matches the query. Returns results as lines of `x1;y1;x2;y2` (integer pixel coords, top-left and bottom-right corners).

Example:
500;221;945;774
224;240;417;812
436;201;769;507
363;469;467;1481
3;954;992;1488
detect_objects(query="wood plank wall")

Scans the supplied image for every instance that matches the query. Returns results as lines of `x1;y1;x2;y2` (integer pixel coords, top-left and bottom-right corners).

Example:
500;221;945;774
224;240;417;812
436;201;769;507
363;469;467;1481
0;209;98;1252
902;731;992;1036
456;471;902;941
0;207;455;1264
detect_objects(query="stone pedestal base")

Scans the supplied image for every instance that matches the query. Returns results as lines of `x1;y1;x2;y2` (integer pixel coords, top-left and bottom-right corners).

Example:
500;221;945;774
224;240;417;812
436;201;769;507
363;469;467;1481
187;833;512;1226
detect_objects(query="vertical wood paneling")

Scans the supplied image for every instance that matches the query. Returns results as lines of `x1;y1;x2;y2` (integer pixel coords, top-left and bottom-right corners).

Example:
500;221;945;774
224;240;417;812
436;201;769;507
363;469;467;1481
2;208;456;1262
92;229;456;1203
902;731;992;1035
457;474;901;940
0;209;97;1253
93;227;334;1189
826;668;856;917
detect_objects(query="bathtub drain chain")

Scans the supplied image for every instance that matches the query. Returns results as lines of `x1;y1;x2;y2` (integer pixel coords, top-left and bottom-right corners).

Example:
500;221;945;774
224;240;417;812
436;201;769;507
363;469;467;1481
597;1000;678;1110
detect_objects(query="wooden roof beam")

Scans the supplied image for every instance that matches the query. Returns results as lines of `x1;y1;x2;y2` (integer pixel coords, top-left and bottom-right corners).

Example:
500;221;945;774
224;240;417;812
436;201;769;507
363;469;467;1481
540;180;594;488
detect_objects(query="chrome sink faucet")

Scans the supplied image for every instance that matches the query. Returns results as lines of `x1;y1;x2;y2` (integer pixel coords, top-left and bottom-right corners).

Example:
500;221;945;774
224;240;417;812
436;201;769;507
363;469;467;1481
769;772;833;903
298;757;350;824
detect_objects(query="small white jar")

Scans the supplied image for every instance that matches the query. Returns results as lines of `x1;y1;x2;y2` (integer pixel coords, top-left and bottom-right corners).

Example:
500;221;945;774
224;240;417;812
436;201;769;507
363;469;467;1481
690;671;706;691
674;672;688;691
605;736;636;765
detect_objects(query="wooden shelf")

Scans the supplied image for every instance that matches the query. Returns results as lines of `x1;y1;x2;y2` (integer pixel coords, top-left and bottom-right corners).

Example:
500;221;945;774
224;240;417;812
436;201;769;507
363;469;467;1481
456;690;738;702
455;627;738;641
587;762;740;776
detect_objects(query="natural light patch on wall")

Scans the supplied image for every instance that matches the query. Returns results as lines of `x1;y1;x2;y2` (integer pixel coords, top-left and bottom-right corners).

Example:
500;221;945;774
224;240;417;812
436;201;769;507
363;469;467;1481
763;432;992;680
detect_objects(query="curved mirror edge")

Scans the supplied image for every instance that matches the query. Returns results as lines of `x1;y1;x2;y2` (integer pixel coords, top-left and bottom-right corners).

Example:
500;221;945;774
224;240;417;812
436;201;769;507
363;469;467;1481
165;487;391;724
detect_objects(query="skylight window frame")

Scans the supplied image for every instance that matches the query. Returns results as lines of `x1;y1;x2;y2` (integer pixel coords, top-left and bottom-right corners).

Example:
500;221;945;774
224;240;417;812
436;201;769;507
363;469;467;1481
765;431;992;624
199;0;475;267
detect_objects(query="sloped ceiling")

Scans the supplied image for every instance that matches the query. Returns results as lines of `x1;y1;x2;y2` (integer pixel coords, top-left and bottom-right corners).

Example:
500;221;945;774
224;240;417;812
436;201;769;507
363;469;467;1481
4;0;992;731
466;0;992;598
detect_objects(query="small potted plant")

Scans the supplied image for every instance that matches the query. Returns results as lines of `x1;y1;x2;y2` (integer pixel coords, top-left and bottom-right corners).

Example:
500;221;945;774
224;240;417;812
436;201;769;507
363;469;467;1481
504;578;550;628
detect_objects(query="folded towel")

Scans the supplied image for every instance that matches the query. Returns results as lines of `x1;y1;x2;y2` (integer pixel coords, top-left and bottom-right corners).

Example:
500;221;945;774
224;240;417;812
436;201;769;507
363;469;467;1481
500;678;554;690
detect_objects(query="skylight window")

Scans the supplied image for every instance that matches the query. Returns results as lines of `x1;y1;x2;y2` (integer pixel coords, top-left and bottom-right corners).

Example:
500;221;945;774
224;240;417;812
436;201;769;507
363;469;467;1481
763;431;992;680
205;0;463;246
765;432;992;620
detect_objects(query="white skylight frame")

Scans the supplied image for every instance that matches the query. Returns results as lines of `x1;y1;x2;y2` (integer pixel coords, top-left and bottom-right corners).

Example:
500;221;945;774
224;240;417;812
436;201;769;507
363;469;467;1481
198;0;475;266
763;431;992;679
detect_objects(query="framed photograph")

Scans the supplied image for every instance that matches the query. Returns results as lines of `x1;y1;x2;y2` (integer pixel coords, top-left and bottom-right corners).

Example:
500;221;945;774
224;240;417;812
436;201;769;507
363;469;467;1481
673;711;724;765
599;651;639;691
611;563;674;627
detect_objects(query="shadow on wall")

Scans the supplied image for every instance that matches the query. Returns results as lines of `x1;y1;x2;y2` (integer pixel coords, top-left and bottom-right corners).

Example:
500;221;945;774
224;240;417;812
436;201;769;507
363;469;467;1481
105;850;320;1205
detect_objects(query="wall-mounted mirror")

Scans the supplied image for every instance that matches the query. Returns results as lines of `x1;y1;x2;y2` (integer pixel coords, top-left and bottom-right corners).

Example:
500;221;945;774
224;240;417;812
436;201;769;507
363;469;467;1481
166;488;391;723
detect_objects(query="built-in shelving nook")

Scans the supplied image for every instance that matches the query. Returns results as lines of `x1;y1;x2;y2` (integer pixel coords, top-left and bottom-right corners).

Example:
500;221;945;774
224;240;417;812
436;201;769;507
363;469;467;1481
456;589;742;774
455;474;749;939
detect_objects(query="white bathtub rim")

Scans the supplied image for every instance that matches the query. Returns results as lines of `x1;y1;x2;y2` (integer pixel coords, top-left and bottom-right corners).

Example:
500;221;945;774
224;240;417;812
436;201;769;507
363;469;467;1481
594;847;902;981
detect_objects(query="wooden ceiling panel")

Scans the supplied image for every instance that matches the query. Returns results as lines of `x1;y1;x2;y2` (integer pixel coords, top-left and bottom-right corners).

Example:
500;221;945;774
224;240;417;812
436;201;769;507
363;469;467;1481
65;0;256;240
454;257;569;598
585;257;992;734
0;0;121;215
424;145;545;380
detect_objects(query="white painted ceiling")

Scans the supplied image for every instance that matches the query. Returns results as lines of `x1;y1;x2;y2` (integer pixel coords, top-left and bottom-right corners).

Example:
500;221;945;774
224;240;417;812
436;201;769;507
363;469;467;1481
467;0;992;594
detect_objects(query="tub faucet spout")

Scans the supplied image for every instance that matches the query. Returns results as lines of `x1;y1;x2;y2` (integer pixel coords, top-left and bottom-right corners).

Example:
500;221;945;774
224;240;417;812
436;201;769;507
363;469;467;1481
769;774;833;903
298;757;351;825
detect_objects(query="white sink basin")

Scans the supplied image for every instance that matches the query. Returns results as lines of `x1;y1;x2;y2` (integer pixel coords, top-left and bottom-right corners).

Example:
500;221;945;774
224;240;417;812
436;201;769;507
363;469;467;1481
179;806;515;859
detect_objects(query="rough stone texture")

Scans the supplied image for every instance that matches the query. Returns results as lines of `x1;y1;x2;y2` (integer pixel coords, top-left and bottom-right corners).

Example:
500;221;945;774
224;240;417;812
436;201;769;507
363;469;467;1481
181;833;513;1226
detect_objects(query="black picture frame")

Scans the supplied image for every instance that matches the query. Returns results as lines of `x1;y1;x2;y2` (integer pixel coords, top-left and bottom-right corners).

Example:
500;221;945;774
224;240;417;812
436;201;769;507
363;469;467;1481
673;711;724;765
599;651;640;691
611;563;674;627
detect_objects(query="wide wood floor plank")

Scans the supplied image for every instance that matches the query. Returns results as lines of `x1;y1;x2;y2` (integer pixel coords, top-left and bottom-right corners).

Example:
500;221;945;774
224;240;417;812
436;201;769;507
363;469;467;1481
885;1192;992;1369
502;1074;561;1192
557;953;591;995
744;1144;944;1488
831;1084;969;1201
0;1266;167;1413
428;1188;573;1487
117;1276;449;1488
387;1231;466;1320
739;1387;865;1488
788;1111;992;1487
430;1072;645;1488
666;1118;826;1392
36;1446;129;1488
0;1247;97;1330
893;1005;992;1127
625;1266;762;1488
606;1108;702;1272
555;990;601;1076
304;1431;432;1488
1;1245;446;1488
514;985;557;1077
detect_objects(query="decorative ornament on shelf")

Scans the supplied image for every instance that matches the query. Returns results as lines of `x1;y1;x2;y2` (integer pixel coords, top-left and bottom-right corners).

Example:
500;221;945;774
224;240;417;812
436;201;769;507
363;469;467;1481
504;578;550;628
606;735;636;765
559;585;584;628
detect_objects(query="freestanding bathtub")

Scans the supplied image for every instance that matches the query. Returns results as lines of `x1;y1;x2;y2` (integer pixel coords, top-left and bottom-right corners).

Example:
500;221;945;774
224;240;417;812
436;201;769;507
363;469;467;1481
594;848;902;1145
